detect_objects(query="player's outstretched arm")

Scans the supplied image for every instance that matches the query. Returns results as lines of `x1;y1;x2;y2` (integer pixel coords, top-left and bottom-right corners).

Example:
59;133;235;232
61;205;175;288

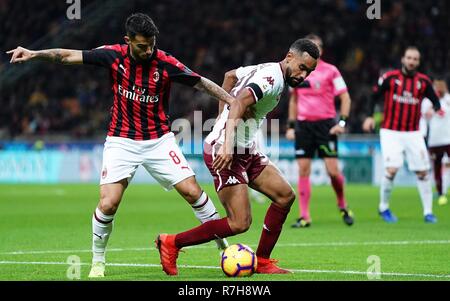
7;47;82;65
194;76;235;106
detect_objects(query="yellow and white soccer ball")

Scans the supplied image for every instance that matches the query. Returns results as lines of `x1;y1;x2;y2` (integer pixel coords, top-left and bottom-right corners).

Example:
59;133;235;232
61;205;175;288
221;244;257;277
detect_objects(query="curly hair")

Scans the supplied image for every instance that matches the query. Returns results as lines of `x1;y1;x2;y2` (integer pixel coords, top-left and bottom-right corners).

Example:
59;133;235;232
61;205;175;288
125;13;159;38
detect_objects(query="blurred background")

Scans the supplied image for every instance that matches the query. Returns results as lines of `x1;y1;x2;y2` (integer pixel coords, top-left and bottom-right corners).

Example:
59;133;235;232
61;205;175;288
0;0;449;185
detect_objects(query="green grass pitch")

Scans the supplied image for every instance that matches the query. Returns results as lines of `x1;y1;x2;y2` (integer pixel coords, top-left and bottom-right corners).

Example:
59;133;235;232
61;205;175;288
0;183;449;281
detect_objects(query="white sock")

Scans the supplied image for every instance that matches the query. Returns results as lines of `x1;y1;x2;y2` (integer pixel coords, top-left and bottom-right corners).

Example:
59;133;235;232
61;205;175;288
417;174;433;215
191;191;228;249
92;208;114;263
379;175;394;212
191;191;220;223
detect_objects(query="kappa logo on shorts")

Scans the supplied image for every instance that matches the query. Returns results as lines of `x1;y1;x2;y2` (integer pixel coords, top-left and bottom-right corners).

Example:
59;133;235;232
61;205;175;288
225;176;241;185
101;167;107;179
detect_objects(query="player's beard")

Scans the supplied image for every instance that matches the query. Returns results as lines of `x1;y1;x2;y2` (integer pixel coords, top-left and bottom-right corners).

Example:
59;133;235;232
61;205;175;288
402;63;417;76
285;67;304;88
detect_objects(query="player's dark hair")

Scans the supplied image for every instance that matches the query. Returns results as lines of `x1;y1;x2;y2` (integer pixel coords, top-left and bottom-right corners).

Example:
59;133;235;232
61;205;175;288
290;38;320;60
289;39;320;60
125;13;159;38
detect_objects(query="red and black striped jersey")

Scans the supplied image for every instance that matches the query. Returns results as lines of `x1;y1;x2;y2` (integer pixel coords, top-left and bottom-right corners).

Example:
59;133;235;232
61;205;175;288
370;69;440;132
82;44;201;140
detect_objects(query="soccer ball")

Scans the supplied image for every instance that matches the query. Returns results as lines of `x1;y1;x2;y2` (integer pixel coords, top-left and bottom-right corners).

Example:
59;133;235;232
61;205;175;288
220;243;257;277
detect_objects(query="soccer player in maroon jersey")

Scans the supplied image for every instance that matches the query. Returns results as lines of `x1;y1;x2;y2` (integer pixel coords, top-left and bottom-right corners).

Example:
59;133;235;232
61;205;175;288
7;13;234;277
363;46;443;224
155;39;320;276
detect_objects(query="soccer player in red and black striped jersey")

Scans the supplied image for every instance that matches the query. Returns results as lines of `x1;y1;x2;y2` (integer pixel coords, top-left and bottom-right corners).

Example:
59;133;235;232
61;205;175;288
7;13;234;277
363;46;444;224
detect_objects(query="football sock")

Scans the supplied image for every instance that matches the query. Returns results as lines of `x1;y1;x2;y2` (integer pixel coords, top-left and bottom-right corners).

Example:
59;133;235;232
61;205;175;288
256;203;290;259
443;165;450;195
191;191;220;223
417;174;433;215
433;159;443;195
92;207;114;263
174;217;233;248
331;173;347;209
298;176;311;221
379;175;394;212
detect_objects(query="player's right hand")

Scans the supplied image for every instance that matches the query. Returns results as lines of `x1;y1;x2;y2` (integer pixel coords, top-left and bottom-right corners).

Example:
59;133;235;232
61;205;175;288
285;128;295;140
362;117;375;132
6;46;34;64
212;144;232;172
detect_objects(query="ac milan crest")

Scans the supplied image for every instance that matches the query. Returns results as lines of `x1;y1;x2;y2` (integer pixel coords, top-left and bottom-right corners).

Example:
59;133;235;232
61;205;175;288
153;71;160;82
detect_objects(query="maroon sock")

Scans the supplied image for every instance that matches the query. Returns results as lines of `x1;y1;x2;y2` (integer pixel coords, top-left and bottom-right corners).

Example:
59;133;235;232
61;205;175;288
434;160;443;195
331;174;347;209
256;203;290;259
174;217;234;248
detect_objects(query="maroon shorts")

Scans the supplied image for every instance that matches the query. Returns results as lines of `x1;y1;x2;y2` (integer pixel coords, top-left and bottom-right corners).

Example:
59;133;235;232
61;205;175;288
429;144;450;161
203;142;268;192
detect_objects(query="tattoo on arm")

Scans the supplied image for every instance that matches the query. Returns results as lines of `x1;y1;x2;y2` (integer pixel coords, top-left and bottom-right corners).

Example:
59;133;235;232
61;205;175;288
195;77;234;105
36;49;67;64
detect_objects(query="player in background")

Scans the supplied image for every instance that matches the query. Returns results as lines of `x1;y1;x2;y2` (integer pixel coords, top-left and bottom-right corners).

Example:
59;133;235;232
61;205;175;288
420;77;450;205
7;13;232;277
285;34;354;228
155;39;319;276
363;46;443;223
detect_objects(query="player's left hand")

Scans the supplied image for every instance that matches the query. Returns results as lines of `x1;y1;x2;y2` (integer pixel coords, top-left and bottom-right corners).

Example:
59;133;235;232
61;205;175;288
213;144;233;172
329;124;346;135
436;109;445;117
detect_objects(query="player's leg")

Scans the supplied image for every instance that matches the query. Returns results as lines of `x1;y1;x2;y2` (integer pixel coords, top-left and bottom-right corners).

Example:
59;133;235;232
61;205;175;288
89;137;140;278
292;120;314;227
249;162;295;273
173;177;228;250
405;132;435;222
250;129;268;203
429;147;445;205
143;133;228;250
378;129;403;222
292;158;312;227
90;180;128;277
323;157;354;225
155;183;250;276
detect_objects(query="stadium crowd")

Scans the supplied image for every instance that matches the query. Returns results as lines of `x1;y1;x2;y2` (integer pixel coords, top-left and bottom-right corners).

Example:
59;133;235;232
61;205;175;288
1;0;449;139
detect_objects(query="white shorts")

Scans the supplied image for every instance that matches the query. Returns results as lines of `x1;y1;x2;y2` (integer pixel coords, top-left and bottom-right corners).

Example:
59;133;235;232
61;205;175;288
380;129;430;171
100;133;195;190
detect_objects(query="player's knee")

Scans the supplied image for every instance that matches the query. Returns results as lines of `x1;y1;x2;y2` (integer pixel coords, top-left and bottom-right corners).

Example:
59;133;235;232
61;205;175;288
416;171;429;180
385;168;398;180
229;216;252;234
99;195;120;215
277;188;296;209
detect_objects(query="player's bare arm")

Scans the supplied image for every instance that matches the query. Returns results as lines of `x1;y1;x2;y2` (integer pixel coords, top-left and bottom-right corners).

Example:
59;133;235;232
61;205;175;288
218;70;238;116
194;76;235;106
7;46;83;65
330;91;351;135
286;91;297;140
212;88;255;172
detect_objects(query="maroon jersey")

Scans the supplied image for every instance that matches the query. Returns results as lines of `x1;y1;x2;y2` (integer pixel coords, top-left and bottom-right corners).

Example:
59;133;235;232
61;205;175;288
370;69;440;132
82;44;201;140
